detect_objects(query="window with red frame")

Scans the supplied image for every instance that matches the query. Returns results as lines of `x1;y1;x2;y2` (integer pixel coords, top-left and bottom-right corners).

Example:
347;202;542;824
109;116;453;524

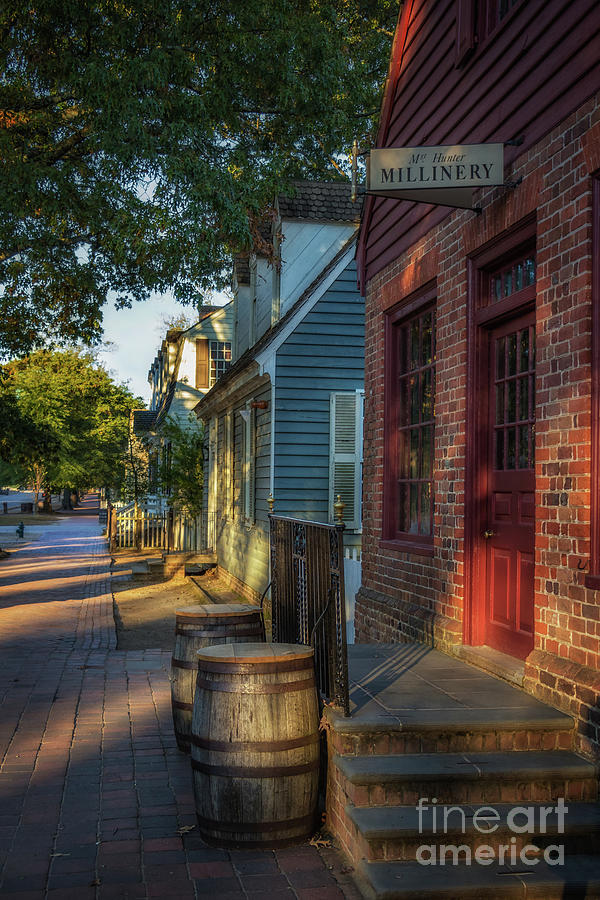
385;299;436;545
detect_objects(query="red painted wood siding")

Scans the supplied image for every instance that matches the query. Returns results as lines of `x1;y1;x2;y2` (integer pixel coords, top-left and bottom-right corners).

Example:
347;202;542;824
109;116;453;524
360;0;600;288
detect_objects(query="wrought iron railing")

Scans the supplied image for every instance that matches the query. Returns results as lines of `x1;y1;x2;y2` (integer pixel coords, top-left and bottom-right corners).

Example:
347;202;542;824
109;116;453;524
269;515;349;715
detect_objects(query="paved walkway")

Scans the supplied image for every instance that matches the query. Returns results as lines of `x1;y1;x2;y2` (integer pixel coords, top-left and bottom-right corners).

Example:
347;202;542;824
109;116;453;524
0;498;357;900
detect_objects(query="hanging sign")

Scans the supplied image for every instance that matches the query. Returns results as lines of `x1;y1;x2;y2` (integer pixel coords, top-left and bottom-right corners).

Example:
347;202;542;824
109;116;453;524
367;143;504;209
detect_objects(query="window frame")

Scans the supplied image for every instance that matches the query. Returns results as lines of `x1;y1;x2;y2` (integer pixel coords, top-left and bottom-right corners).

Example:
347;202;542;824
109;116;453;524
208;340;232;388
383;283;437;554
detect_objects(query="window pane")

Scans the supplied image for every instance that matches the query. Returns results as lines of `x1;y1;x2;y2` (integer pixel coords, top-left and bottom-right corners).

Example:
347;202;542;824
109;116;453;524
519;328;529;373
494;276;502;301
422;368;433;421
421;426;432;479
496;337;505;379
518;425;529;469
409;483;419;534
410;320;420;370
519;376;529;421
398;483;409;533
496;384;505;425
515;262;523;291
507;427;516;469
419;482;431;536
507;333;517;376
525;257;536;285
503;269;512;297
398;430;410;478
421;313;433;366
410;428;419;480
507;380;516;422
410;375;420;424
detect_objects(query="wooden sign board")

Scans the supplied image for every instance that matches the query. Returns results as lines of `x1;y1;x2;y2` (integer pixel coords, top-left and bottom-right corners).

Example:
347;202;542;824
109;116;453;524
367;143;504;209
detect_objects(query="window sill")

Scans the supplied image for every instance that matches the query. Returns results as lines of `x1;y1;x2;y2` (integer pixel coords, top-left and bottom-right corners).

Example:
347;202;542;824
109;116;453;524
584;573;600;591
379;539;434;558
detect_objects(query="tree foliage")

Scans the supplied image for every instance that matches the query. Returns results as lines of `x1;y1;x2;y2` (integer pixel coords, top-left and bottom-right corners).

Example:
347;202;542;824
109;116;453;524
0;0;397;355
1;348;142;491
157;416;204;517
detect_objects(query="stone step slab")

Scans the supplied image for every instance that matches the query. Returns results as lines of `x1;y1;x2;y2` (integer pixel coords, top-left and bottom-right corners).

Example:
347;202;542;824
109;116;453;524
326;706;575;757
348;801;600;862
334;751;598;805
358;855;600;900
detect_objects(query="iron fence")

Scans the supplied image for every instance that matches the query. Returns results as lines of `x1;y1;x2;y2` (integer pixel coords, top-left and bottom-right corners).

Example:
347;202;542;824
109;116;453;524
269;515;349;715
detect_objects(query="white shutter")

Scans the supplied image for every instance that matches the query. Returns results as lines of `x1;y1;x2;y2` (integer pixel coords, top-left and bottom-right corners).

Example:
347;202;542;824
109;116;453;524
240;405;256;523
329;391;364;531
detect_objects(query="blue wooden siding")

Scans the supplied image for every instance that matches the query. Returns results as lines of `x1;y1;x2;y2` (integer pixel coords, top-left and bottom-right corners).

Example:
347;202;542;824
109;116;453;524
273;260;364;532
215;382;271;598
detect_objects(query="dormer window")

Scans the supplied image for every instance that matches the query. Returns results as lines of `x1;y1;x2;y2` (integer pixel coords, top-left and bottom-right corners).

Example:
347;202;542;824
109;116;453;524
196;338;232;389
209;341;232;386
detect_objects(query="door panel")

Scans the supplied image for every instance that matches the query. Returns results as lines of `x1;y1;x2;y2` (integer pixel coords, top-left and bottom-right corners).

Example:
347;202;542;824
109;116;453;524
484;312;535;658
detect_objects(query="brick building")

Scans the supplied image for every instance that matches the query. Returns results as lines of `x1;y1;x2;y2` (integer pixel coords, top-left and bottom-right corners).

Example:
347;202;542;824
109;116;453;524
356;0;600;758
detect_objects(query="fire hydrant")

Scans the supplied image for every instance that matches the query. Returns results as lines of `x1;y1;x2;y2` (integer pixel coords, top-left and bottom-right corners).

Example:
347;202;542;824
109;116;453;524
16;521;24;538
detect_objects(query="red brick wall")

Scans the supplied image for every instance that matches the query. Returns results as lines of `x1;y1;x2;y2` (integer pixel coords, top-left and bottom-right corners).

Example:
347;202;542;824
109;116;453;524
356;93;600;757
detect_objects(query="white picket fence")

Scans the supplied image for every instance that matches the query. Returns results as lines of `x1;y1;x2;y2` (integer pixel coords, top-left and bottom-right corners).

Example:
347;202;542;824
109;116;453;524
343;547;362;644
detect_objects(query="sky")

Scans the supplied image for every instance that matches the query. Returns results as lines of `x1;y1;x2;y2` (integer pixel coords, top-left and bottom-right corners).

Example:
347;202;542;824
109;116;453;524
97;290;229;405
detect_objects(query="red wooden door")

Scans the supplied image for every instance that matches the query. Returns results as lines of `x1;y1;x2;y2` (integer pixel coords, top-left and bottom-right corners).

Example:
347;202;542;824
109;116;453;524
484;312;535;659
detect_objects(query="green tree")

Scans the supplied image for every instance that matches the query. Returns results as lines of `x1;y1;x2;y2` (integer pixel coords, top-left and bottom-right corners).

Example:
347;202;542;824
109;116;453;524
2;348;142;497
157;416;204;517
0;0;396;355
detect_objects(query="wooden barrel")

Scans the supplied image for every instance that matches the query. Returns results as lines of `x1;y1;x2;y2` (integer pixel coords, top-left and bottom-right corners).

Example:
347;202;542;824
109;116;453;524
171;604;264;753
191;642;320;848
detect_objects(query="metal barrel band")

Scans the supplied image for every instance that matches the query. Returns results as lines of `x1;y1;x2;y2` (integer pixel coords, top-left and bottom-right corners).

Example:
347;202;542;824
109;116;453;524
191;758;319;777
190;732;319;753
172;699;194;711
175;626;263;639
171;658;197;670
195;812;315;834
176;613;260;626
197;656;314;675
195;676;315;694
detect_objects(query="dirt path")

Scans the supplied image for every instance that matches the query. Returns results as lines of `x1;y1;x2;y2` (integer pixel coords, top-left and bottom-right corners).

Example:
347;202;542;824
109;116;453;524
110;551;210;649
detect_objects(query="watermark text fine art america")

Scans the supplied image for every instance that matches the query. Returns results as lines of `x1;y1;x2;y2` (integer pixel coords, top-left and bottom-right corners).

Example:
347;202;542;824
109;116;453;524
416;797;567;866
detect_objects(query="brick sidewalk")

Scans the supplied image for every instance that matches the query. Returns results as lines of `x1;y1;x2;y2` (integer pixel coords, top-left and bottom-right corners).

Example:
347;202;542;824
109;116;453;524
0;506;359;900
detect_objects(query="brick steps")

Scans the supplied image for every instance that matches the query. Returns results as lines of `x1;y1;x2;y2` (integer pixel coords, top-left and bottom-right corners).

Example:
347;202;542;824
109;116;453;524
335;751;597;805
324;646;599;898
328;712;575;757
348;801;600;861
357;855;600;900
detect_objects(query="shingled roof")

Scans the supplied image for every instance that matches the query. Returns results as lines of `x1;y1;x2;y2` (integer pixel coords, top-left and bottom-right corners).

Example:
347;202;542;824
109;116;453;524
277;181;361;223
132;409;156;436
